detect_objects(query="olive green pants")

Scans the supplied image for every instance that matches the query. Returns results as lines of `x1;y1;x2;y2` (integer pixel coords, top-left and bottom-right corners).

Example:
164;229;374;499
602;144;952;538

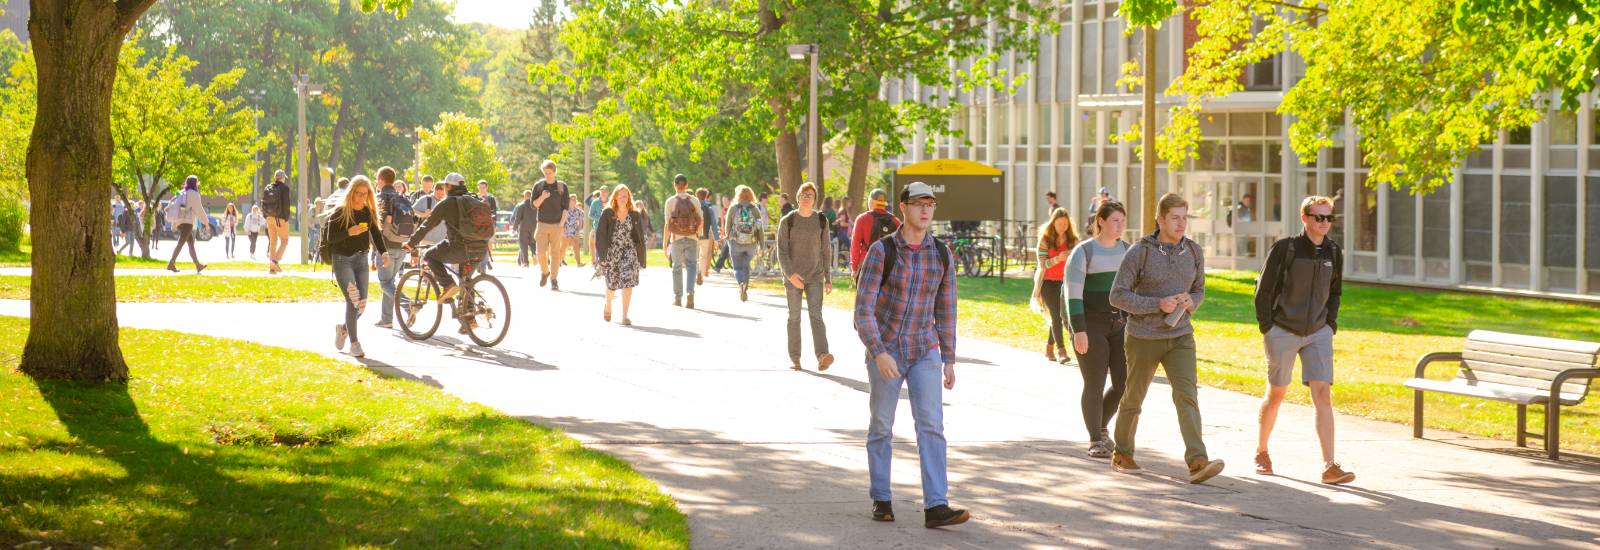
1113;333;1209;463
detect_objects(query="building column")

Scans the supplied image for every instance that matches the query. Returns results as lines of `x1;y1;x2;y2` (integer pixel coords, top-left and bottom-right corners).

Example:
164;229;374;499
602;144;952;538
1577;91;1592;295
1530;113;1547;291
1449;168;1463;284
1492;128;1505;287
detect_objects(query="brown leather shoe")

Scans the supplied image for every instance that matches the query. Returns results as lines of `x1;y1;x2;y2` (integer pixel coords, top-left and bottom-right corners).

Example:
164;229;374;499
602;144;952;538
1188;458;1226;484
1045;344;1057;362
1254;451;1274;475
1322;463;1355;485
1111;452;1141;473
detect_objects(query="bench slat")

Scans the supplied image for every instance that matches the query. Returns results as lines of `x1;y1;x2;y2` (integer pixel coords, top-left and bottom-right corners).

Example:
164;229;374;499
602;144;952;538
1405;378;1587;406
1464;340;1600;365
1467;330;1600;355
1462;350;1595;376
1458;369;1593;396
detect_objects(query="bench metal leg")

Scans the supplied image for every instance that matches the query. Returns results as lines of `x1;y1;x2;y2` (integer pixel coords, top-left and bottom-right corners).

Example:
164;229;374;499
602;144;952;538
1516;404;1527;447
1412;390;1424;438
1546;402;1560;461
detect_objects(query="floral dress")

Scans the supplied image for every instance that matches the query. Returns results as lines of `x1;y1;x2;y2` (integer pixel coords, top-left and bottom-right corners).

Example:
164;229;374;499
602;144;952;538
603;213;640;291
564;207;584;237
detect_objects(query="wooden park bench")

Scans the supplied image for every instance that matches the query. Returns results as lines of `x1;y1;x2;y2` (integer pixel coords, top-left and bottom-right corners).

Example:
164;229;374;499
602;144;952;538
1405;330;1600;460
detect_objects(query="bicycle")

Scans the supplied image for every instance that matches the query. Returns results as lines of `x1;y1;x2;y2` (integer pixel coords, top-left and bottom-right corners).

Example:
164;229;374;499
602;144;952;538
394;259;511;347
946;232;995;278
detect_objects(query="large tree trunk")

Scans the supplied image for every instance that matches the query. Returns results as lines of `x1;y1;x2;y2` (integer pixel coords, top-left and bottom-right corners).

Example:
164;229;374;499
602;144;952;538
308;125;323;198
846;131;872;218
769;99;802;198
21;0;156;383
350;128;369;178
328;100;349;180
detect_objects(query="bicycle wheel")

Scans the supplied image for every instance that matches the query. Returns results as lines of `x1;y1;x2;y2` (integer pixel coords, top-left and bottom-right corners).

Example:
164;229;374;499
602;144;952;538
975;247;996;277
395;268;442;340
462;274;511;347
958;247;980;277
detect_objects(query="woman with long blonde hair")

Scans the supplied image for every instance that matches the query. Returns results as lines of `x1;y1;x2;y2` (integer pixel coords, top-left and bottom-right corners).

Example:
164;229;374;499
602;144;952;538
596;184;647;325
1031;207;1081;363
323;175;390;358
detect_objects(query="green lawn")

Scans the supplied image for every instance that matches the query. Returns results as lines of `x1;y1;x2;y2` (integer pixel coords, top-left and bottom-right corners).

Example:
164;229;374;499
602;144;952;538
754;269;1600;454
0;316;688;548
0;275;379;303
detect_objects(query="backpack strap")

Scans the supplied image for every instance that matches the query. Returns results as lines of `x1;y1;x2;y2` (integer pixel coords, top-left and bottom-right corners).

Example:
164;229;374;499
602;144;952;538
877;234;949;288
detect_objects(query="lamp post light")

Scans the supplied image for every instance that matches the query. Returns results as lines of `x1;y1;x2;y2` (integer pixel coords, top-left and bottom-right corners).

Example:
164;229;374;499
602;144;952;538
293;72;323;264
787;43;821;193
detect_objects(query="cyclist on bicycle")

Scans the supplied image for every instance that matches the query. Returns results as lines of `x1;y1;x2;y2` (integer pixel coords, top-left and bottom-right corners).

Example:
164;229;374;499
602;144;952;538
401;173;493;318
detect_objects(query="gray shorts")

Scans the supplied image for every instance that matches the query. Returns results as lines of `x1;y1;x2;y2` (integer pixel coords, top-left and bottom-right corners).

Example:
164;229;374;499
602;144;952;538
1264;324;1334;386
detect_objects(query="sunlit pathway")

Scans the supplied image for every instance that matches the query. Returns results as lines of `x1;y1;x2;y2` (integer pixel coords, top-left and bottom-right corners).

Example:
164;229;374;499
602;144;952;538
5;264;1598;548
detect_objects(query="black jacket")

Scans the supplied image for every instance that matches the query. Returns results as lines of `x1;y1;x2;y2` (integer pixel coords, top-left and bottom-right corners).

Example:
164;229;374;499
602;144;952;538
509;200;538;232
1254;232;1343;336
595;208;647;268
405;186;478;250
262;181;293;219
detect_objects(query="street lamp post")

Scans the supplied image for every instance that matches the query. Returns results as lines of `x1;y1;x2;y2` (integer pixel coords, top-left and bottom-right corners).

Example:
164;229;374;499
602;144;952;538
787;44;821;192
293;73;322;264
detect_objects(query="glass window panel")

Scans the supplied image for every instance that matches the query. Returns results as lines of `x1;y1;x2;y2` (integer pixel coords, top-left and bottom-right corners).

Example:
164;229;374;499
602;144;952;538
1199;113;1225;137
1060;105;1072;145
1155;23;1171;91
1197;141;1226;171
1103;18;1124;94
1230;141;1264;172
1504;147;1531;169
1463;174;1493;262
1038;104;1051;147
1501;175;1531;265
1230;113;1265;137
1085;112;1101;147
1546;176;1578;267
1265;113;1283;136
1354;175;1378;251
1422;183;1452;259
1080;22;1099;95
1329;172;1347;244
1219;179;1237;229
1466;148;1494;170
998;105;1011;146
1055;26;1073;99
1508;126;1532;145
1550;109;1579;145
1330;147;1346;169
1263;176;1282;222
1387;186;1416;256
1267;142;1283;173
1588;176;1600;273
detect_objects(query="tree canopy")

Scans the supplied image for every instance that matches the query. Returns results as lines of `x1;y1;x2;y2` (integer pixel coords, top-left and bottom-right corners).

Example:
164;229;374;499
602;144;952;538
416;112;509;187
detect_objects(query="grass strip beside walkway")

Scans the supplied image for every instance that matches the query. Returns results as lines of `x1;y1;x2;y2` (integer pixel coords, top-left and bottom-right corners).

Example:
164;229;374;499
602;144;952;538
0;274;380;303
754;269;1600;454
0;316;688;548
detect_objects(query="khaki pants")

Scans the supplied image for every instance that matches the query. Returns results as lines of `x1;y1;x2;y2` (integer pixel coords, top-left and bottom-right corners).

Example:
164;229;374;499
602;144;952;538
266;217;289;263
1113;333;1209;463
536;222;565;278
697;240;715;277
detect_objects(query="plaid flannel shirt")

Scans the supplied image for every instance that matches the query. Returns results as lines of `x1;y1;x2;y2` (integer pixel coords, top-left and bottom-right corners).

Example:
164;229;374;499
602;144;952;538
853;231;957;366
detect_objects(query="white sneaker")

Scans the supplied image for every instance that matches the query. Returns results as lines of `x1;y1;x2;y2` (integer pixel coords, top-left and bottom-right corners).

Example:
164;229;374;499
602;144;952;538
348;341;364;358
334;324;347;350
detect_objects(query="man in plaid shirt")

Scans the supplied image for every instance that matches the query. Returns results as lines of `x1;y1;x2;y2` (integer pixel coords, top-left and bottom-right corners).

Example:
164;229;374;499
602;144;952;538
853;181;969;529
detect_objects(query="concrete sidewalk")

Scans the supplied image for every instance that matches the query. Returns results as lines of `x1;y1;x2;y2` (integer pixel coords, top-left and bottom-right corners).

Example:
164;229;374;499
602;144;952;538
4;263;1596;548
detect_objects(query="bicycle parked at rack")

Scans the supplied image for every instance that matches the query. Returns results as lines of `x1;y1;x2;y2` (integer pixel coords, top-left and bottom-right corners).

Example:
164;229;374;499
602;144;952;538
394;260;511;347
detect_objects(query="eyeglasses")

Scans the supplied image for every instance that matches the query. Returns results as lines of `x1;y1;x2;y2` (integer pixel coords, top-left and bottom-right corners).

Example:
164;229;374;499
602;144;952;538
1308;214;1335;223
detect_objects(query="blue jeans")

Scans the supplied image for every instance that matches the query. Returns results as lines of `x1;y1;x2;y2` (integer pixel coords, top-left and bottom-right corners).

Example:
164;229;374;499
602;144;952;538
669;238;698;297
376;249;408;323
730;246;756;284
867;349;948;509
331;252;371;344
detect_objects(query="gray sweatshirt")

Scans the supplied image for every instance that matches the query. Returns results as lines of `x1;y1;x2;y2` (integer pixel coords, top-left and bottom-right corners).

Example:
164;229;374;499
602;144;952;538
778;209;832;282
1109;231;1206;339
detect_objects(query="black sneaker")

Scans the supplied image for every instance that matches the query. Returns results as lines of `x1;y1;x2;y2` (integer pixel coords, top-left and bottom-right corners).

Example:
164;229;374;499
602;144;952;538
872;500;894;522
923;504;970;528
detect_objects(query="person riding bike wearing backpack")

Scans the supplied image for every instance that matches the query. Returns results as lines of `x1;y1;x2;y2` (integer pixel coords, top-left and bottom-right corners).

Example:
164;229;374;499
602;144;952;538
401;173;497;332
850;188;901;278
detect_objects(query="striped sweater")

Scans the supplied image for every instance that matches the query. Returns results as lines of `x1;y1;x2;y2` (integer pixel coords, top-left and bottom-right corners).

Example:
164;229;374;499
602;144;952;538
1065;238;1129;334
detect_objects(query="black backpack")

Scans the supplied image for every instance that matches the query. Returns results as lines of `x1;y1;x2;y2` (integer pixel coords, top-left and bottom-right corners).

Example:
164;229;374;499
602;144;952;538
261;183;285;218
458;195;496;242
866;211;898;245
875;233;950;288
383;192;418;239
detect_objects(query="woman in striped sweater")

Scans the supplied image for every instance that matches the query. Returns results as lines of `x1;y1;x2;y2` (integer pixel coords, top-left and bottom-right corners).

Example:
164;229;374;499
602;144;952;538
1067;200;1130;458
1032;208;1081;363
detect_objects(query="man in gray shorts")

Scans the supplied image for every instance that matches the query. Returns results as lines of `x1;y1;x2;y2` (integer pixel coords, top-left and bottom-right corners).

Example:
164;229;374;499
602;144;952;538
1252;195;1354;485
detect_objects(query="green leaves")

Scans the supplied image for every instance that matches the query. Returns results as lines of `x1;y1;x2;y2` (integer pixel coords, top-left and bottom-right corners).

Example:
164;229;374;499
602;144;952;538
416;113;509;186
1120;0;1179;28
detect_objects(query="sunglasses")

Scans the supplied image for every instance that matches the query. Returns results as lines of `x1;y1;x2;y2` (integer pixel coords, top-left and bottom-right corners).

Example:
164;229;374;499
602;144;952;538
1308;214;1335;223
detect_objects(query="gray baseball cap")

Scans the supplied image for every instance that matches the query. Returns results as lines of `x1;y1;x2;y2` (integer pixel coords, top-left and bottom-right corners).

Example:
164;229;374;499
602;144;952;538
899;181;936;202
442;173;466;186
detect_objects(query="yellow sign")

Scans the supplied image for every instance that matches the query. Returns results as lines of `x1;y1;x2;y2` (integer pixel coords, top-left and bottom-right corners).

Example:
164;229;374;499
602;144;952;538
894;158;1003;177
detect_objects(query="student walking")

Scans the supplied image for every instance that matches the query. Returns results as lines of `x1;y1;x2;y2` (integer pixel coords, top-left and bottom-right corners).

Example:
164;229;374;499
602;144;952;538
510;189;537;267
1253;196;1353;485
324;175;389;358
164;176;207;273
663;174;703;308
587;186;609;260
374;167;416;329
412;181;450;247
263;169;293;273
722;185;766;301
695;188;720;285
849;189;901;276
778;182;835;371
853;181;968;529
245;205;266;259
596;185;647;325
1031;208;1080;363
117;203;141;256
531;160;571;290
636;200;657;247
222;203;240;259
1108;193;1225;484
564;195;586;267
1067;201;1130;458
